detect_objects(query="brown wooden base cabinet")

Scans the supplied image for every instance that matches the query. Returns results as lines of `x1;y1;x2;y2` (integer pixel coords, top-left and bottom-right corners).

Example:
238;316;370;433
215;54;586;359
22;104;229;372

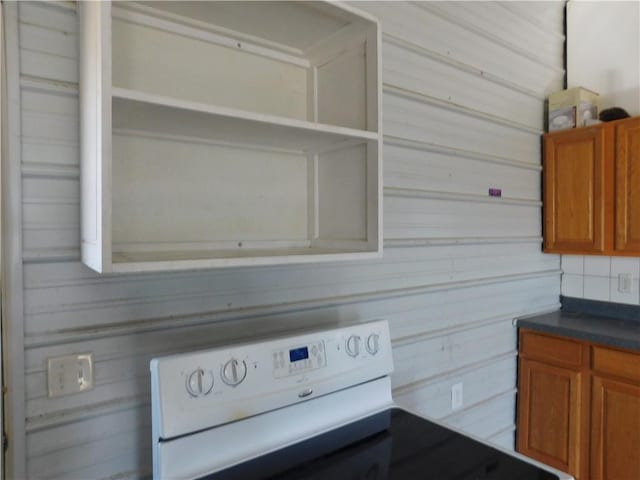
517;330;640;480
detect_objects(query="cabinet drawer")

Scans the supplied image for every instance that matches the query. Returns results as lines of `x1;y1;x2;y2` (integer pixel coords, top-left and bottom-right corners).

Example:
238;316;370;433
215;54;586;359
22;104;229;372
520;330;583;368
592;346;640;383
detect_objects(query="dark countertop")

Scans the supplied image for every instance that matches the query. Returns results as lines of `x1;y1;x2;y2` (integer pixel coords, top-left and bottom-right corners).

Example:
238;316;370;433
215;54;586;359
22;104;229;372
517;309;640;351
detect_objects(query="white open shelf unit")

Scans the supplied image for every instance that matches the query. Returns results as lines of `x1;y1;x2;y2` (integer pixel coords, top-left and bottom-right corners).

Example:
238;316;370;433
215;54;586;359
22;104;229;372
79;1;381;273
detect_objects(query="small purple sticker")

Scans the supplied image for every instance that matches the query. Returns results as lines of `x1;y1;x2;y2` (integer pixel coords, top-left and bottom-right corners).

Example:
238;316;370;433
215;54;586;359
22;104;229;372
489;188;502;197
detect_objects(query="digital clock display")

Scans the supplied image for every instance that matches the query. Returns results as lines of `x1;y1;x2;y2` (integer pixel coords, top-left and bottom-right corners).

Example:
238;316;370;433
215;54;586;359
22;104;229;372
289;346;309;362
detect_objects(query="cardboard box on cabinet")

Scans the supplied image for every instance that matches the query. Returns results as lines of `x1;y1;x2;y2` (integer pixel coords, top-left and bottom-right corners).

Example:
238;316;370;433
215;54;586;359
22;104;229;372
548;86;599;131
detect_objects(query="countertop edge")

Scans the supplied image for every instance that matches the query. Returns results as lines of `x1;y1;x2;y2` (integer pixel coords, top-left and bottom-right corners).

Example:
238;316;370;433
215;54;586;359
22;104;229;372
516;318;639;351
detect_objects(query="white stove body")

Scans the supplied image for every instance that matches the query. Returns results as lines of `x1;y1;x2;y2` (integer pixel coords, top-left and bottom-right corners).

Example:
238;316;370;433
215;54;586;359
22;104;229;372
150;319;573;480
151;320;393;479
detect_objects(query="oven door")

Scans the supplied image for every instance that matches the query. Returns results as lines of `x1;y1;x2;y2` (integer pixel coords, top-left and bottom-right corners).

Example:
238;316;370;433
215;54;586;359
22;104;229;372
200;408;572;480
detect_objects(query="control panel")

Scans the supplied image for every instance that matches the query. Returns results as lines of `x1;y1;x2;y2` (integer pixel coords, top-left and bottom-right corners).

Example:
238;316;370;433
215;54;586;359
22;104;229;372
151;320;393;440
273;341;325;378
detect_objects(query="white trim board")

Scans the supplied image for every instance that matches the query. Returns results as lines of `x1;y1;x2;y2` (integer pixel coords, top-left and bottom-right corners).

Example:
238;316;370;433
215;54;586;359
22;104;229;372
2;2;26;478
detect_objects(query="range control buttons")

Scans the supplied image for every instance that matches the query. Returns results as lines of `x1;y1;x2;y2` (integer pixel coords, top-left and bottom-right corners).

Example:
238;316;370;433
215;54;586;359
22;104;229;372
221;358;247;387
366;334;380;355
346;332;380;358
186;368;214;397
346;335;361;357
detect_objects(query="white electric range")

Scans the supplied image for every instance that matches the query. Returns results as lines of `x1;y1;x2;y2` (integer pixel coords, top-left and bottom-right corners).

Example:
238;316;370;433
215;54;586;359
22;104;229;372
150;320;573;479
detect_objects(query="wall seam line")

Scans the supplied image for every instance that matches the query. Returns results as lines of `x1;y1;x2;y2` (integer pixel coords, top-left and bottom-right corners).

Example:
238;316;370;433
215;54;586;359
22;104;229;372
497;3;566;40
392;350;518;397
22;272;561;347
437;387;517;423
384;84;543;134
412;2;564;74
23;269;562;318
384;186;541;207
384;135;542;171
382;32;544;99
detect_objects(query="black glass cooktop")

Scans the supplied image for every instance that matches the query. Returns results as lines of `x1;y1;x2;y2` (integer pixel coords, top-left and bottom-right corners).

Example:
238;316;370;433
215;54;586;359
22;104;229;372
201;408;561;480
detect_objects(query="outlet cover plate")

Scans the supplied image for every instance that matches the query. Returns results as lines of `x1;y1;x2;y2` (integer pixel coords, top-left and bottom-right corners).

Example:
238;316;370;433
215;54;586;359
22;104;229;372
451;382;463;410
618;273;632;294
47;353;94;397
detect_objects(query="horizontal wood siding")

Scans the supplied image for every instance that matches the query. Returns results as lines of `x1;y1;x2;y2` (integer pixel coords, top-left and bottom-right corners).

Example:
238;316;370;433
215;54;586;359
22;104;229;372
7;1;564;478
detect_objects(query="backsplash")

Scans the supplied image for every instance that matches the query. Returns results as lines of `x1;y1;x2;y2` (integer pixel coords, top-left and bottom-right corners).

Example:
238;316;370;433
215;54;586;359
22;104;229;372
561;255;640;305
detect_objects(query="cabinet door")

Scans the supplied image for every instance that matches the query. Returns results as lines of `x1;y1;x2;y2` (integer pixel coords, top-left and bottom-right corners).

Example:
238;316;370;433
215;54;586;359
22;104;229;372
517;358;584;479
544;126;612;253
615;117;640;254
591;376;640;480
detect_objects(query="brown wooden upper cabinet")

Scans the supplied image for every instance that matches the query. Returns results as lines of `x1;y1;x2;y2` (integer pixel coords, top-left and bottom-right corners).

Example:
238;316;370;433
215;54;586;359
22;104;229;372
543;117;640;256
615;118;640;254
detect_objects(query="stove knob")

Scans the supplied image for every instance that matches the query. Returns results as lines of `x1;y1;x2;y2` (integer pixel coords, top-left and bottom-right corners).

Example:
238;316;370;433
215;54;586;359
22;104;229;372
366;334;380;355
221;358;247;386
345;335;361;357
186;368;214;397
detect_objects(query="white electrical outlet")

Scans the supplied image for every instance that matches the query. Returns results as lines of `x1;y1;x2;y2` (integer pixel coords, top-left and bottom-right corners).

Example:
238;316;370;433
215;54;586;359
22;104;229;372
451;382;463;410
618;274;632;294
47;353;94;397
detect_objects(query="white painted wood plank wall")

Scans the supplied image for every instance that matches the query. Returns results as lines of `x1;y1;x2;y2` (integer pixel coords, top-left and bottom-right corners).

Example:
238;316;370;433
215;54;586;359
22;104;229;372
6;1;565;478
